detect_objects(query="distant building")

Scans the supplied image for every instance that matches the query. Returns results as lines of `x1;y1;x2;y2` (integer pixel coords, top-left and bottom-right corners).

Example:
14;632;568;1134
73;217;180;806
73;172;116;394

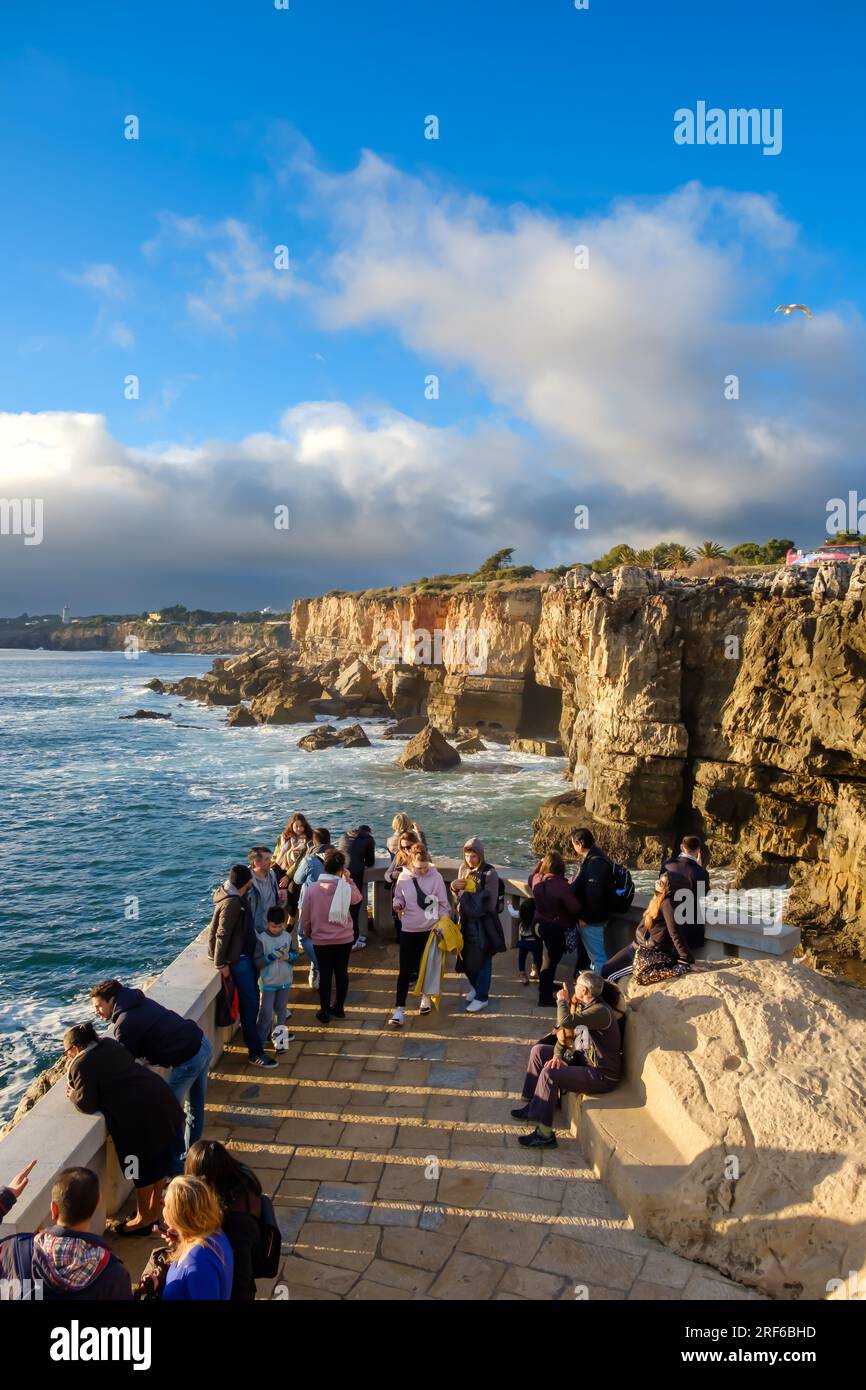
61;605;70;625
147;611;162;623
260;606;274;615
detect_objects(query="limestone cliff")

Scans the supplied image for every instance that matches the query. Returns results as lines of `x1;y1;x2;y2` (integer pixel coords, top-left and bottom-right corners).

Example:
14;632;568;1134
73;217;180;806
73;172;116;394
2;619;293;654
532;569;866;956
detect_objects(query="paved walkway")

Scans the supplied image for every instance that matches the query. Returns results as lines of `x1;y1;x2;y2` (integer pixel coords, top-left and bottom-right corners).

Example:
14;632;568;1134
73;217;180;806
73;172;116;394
114;936;760;1300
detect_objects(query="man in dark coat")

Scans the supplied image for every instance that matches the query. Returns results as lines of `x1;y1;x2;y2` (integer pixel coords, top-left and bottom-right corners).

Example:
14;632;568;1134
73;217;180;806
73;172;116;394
90;980;213;1169
0;1166;132;1301
569;828;614;974
337;825;376;949
64;1024;184;1233
660;835;710;948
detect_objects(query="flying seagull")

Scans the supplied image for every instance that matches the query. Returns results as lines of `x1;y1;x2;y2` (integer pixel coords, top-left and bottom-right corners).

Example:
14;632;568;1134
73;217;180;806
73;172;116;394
775;304;813;318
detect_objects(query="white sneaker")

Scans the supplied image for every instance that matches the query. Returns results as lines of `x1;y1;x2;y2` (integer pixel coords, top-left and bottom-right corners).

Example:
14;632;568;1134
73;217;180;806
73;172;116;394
388;1007;405;1029
419;994;432;1015
466;998;488;1013
462;987;476;1002
351;937;367;951
310;968;320;991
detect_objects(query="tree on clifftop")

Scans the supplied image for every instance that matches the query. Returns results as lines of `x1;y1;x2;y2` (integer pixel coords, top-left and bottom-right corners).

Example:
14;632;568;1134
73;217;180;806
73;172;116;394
477;548;515;576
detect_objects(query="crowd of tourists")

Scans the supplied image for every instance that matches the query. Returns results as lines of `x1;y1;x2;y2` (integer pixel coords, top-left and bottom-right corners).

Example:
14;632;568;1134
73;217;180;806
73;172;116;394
0;811;711;1299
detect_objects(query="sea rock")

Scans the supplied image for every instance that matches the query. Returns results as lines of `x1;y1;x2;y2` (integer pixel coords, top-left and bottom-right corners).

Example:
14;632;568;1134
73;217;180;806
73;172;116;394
119;709;171;720
298;725;340;750
144;678;166;693
249;690;316;725
226;703;257;728
338;722;371;748
510;737;562;756
455;736;486;753
333;659;376;700
398;724;461;771
382;715;429;740
570;960;866;1299
298;722;372;751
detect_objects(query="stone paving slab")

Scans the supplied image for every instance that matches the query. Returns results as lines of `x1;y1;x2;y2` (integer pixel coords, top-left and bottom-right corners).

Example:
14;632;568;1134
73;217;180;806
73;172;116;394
107;937;763;1301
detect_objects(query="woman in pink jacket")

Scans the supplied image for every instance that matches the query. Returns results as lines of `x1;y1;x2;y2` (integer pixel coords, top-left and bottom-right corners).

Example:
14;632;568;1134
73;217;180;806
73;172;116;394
388;841;450;1029
298;849;362;1023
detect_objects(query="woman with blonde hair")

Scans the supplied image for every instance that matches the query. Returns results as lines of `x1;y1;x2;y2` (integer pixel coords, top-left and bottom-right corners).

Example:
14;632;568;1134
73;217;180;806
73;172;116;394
162;1175;233;1300
386;813;426;855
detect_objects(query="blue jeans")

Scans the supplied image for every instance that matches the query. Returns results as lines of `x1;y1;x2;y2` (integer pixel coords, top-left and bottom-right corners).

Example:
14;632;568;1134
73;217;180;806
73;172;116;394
231;954;264;1059
167;1034;213;1173
577;922;608;974
469;955;493;1003
300;934;318;972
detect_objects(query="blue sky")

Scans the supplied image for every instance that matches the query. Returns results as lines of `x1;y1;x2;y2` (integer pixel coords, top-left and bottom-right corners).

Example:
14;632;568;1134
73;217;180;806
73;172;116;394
1;0;864;613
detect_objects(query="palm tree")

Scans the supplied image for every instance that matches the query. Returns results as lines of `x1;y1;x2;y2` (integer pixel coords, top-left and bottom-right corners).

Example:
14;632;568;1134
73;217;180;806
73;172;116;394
693;540;728;560
634;549;656;566
663;543;695;566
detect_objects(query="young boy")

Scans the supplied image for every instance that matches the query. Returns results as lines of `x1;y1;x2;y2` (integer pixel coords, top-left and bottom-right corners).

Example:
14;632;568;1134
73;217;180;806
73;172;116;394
255;906;298;1051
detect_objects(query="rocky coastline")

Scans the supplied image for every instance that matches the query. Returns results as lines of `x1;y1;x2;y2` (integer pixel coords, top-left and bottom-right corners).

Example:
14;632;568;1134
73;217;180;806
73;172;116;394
141;559;866;970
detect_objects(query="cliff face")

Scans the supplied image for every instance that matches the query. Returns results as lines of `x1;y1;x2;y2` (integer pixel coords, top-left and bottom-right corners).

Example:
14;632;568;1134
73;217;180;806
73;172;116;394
532;573;866;953
3;620;293;654
291;569;865;952
291;588;547;734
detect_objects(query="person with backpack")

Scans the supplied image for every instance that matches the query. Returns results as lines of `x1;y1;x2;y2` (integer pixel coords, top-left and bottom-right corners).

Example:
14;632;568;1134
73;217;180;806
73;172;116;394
385;829;422;942
294;827;333;990
0;1165;132;1301
529;852;582;1007
388;842;450;1028
450;836;505;1014
337;823;376;950
185;1140;279;1302
208;863;277;1070
511;972;625;1148
90;978;213;1170
569;828;616;974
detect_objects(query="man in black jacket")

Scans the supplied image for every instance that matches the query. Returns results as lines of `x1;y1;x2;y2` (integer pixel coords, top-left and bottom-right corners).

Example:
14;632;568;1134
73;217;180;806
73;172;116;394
569;828;613;974
337;824;376;950
0;1167;132;1302
91;979;213;1170
660;835;710;948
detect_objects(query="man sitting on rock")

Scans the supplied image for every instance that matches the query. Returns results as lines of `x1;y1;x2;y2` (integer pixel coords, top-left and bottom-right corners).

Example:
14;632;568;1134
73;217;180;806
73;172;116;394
512;972;624;1148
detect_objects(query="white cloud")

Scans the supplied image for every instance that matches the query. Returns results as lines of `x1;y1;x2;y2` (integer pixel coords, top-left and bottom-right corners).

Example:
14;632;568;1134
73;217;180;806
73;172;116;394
107;321;135;349
143;212;304;328
64;262;127;299
300;154;864;510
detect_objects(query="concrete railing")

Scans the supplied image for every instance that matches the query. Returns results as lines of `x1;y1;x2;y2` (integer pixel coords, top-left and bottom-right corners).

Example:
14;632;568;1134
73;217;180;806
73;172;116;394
0;858;798;1238
0;927;229;1239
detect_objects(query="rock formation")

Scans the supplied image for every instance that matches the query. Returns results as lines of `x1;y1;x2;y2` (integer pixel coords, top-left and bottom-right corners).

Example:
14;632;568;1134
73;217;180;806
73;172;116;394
147;562;865;960
298;723;371;751
119;709;171;720
398;724;461;771
569;960;866;1299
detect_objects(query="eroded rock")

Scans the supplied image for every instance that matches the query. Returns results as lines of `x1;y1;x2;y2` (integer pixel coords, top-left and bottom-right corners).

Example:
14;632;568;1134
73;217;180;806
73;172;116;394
398;724;461;770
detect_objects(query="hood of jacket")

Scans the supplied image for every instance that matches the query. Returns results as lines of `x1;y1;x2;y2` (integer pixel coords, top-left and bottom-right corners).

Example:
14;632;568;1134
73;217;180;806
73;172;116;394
397;864;440;889
463;836;487;866
110;986;145;1019
214;884;237;906
32;1228;112;1292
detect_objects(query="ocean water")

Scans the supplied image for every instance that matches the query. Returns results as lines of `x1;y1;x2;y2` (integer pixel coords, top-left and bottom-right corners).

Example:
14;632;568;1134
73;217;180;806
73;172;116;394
0;648;575;1121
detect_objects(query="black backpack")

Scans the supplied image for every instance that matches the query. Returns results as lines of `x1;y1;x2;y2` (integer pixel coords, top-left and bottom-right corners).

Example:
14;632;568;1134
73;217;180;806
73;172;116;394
251;1192;282;1279
609;860;635;913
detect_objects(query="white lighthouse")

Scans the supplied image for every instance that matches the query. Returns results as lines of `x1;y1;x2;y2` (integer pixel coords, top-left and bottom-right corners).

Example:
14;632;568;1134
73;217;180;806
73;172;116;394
61;605;70;625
